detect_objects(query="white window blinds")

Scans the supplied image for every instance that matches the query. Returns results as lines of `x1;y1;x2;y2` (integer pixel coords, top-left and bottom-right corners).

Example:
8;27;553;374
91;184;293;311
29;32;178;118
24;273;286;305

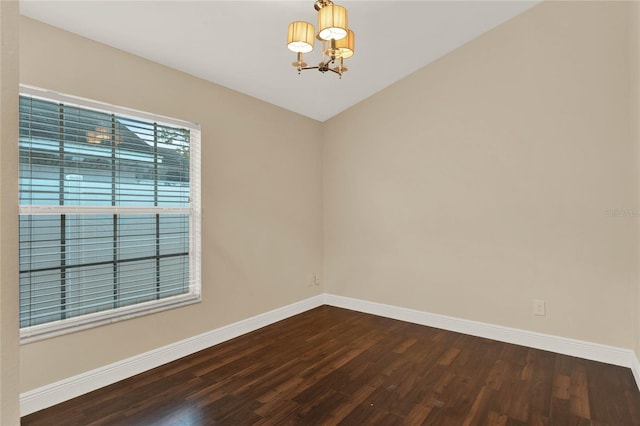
19;86;201;342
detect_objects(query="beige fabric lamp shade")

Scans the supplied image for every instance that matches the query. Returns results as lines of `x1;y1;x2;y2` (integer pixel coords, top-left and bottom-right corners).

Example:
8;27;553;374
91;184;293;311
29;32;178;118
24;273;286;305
335;29;354;58
287;21;315;53
317;5;348;41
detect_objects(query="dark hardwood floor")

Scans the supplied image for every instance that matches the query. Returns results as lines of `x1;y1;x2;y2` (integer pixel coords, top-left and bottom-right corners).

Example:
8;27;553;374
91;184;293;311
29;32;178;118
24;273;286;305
22;305;640;425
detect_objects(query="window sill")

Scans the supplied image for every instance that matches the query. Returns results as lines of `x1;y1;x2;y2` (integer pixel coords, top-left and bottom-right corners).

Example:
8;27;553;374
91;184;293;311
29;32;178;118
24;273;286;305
20;292;201;344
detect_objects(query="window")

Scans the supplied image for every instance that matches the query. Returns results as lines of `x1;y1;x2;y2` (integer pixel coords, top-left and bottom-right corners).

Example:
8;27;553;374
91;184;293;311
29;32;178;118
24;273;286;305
19;86;201;342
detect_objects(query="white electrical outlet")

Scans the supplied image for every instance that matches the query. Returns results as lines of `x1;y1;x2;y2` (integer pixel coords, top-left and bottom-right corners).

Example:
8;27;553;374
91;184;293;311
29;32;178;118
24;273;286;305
314;273;321;286
533;299;546;316
306;274;314;286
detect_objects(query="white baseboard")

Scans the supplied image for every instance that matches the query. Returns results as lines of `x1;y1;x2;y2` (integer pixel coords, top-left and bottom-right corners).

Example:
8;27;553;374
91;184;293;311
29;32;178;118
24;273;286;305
20;292;640;416
19;294;325;416
632;352;640;391
324;294;640;386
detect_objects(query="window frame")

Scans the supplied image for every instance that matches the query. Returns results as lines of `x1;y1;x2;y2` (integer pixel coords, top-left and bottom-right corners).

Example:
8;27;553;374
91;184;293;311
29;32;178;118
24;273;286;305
18;85;202;343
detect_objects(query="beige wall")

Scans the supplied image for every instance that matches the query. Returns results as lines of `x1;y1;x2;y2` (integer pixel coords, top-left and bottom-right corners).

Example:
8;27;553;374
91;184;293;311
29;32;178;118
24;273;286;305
18;17;323;392
323;1;638;349
633;0;640;359
1;2;20;424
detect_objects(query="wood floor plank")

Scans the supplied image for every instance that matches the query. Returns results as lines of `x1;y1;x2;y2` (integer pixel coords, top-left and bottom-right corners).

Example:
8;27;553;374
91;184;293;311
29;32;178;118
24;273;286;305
21;306;640;425
324;386;377;424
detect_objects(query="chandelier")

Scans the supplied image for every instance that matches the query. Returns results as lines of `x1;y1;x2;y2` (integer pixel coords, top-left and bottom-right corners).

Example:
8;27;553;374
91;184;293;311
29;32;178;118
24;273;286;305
286;0;355;78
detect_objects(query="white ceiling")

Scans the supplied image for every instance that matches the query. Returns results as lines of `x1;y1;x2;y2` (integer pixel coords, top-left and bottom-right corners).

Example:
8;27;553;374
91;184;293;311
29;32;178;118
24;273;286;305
20;1;539;122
